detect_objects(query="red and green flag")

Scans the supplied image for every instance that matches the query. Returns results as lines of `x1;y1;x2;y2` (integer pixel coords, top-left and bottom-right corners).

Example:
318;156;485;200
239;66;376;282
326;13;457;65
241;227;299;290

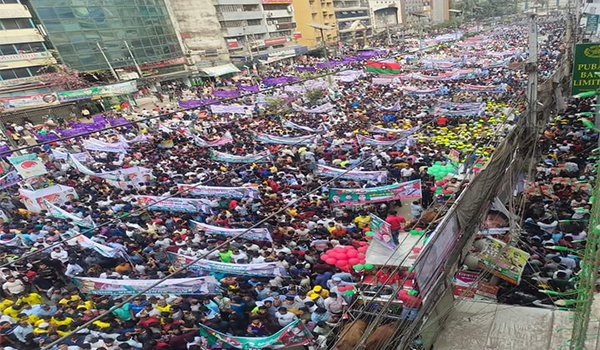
366;60;401;74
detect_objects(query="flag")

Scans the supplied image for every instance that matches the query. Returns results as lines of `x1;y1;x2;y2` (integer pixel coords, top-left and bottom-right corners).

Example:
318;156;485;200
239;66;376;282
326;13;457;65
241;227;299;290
366;60;401;74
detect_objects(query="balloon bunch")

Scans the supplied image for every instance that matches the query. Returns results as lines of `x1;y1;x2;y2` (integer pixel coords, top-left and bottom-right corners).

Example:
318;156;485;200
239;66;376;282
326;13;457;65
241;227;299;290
338;285;356;296
321;245;367;272
427;161;455;180
430;179;454;198
409;227;424;235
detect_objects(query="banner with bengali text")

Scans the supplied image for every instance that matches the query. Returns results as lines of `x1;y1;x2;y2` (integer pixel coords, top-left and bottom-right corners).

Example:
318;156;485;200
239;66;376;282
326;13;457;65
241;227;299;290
329;180;422;206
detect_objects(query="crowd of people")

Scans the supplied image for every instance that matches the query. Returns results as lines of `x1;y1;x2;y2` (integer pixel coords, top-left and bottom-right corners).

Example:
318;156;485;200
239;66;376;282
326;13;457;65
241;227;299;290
0;14;583;350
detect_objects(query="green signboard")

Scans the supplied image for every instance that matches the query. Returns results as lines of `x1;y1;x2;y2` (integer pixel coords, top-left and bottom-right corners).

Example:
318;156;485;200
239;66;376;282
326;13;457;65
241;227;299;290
587;14;600;34
572;43;600;95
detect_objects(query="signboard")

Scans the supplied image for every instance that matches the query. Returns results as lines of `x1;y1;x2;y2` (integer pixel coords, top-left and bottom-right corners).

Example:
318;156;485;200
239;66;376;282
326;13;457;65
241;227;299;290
476;237;529;285
0;51;53;63
587;14;600;34
0;93;58;109
571;43;600;95
264;37;289;46
262;0;292;3
370;214;395;250
328;180;422;206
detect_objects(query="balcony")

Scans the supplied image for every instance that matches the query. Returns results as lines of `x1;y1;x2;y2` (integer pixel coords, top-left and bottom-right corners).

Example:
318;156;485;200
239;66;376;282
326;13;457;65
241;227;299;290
0;28;44;45
221;25;268;37
217;10;264;21
265;9;293;18
0;3;32;19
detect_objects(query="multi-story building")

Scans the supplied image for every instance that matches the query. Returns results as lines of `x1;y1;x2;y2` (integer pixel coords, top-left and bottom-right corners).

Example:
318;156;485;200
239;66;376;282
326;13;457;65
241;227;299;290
163;0;235;76
213;0;307;65
423;0;449;23
401;0;425;30
333;0;373;44
0;0;56;94
24;0;187;80
292;0;338;50
368;0;403;33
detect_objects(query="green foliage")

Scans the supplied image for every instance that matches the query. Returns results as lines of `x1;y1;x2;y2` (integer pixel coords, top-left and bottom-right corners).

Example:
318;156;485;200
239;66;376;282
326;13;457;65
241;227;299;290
306;89;325;104
454;0;519;20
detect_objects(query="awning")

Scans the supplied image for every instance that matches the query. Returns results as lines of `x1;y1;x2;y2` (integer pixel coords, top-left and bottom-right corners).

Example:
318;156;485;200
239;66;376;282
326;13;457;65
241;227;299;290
200;63;240;77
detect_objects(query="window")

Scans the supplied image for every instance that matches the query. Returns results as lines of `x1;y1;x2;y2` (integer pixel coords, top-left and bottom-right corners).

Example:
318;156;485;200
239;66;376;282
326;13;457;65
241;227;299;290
248;19;262;26
0;45;17;55
0;0;19;4
0;70;17;80
12;68;30;78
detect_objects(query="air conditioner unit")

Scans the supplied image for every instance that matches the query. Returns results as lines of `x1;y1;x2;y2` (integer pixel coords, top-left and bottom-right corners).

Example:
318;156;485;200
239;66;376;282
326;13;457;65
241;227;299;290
267;12;274;17
267;20;273;25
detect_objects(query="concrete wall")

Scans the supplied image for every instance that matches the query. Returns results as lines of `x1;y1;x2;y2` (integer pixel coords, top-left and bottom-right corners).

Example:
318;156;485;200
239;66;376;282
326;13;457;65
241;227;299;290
165;0;231;69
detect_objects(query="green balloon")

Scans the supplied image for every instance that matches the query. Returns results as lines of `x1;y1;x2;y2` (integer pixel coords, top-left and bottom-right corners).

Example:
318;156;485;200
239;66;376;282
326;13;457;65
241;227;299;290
343;290;355;295
353;264;364;270
363;264;374;270
365;231;375;237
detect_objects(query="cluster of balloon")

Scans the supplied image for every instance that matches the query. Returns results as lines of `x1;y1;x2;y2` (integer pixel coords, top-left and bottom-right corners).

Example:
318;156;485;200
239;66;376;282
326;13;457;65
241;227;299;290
426;161;455;180
409;227;424;235
338;285;356;296
364;230;375;240
430;179;454;198
321;245;368;272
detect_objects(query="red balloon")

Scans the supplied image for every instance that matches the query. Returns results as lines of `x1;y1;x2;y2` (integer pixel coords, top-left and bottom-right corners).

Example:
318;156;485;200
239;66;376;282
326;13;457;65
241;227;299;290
320;254;329;260
347;250;358;258
334;252;347;260
358;241;368;246
360;259;366;264
365;236;373;240
348;258;360;265
336;260;348;267
338;286;348;292
357;247;367;253
325;258;337;265
333;246;345;252
357;253;365;259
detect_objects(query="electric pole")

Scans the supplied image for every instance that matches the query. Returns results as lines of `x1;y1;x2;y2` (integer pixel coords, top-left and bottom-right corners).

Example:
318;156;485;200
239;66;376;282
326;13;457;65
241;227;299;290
526;14;539;129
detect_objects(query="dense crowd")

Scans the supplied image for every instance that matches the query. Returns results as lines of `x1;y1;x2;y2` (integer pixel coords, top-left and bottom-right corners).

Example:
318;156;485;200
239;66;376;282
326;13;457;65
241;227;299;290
0;15;580;350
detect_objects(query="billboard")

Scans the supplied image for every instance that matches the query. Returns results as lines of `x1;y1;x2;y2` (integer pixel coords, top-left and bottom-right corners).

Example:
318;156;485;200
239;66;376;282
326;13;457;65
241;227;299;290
572;43;600;95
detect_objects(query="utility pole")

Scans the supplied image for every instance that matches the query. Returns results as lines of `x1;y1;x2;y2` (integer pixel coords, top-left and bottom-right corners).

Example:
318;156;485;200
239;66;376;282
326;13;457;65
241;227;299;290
319;28;328;60
525;14;538;129
96;41;119;82
569;161;600;350
123;40;143;78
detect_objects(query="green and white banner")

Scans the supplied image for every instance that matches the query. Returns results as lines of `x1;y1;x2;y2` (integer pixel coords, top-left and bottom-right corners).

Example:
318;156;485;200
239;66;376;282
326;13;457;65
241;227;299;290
329;180;422;206
168;252;288;277
198;320;313;349
190;221;272;242
73;276;218;295
210;150;271;163
254;133;316;145
315;164;388;183
177;184;260;199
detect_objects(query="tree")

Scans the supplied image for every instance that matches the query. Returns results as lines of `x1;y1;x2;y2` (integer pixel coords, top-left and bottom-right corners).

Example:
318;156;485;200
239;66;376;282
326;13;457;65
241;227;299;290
37;64;90;90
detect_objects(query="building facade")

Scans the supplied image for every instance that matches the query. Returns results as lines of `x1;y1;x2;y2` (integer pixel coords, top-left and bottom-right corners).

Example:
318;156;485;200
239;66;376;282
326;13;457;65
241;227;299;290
24;0;186;79
163;0;232;74
292;0;338;50
333;0;373;44
0;0;56;93
423;0;449;23
401;0;426;31
212;0;306;64
369;0;402;33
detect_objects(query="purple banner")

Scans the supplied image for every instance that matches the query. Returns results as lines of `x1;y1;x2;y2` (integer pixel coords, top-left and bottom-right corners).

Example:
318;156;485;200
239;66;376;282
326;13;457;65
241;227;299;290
237;85;260;93
178;99;217;109
34;133;60;142
213;90;240;98
108;117;132;127
295;66;317;72
263;76;300;86
0;145;12;158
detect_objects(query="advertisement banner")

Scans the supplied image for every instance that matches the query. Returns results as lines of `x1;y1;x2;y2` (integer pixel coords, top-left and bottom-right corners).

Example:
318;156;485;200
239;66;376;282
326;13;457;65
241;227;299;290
177;184;259;199
255;133;316;145
0;171;21;190
210;104;253;114
357;135;400;146
8;154;47;179
0;93;58;109
328;180;422;206
43;199;96;228
370;214;395;250
282;120;325;133
73;276;218;295
190;221;272;242
134;195;211;213
587;14;599;34
168;252;288;277
57;81;137;102
51;149;93;162
193;132;233;147
199;319;313;349
213;89;240;98
292;102;334;114
73;235;127;258
402;86;449;95
369;126;418;136
476;237;529;285
83;139;128;153
210;150;271;163
315;164;388;183
458;83;507;93
572;43;600;95
448;149;460;164
453;271;499;299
